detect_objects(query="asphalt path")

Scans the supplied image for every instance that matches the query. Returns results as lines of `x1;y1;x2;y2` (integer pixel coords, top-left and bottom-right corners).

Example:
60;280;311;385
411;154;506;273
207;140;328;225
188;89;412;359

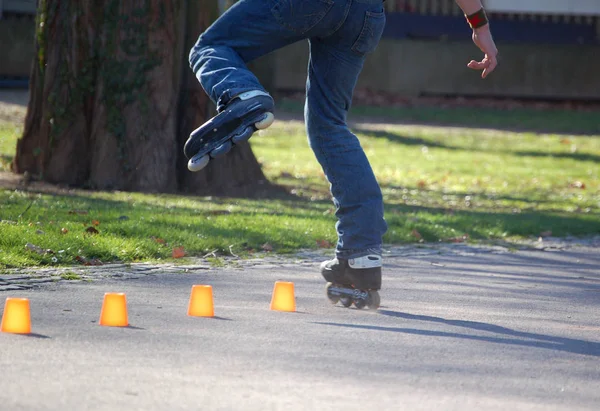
1;246;599;411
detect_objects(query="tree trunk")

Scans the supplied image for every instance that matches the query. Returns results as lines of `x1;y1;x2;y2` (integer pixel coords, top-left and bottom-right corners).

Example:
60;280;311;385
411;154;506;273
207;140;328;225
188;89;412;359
14;0;269;196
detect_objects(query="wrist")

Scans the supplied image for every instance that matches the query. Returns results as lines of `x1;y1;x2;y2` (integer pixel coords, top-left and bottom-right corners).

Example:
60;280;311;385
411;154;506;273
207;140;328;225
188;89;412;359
465;8;488;29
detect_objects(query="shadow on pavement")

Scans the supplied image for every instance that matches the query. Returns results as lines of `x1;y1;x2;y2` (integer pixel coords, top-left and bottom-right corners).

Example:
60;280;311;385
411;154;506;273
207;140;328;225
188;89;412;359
1;332;51;339
314;310;600;357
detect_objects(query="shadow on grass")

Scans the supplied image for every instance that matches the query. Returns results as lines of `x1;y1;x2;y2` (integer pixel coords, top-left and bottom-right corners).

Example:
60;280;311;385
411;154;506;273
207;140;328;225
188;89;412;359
1;184;598;266
383;201;600;241
279;100;600;135
351;126;600;164
515;150;600;164
347;105;600;136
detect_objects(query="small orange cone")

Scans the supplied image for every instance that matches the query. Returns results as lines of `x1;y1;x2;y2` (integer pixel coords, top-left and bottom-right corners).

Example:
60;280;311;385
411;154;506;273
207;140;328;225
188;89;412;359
99;293;129;327
270;281;296;312
1;298;31;334
187;285;214;317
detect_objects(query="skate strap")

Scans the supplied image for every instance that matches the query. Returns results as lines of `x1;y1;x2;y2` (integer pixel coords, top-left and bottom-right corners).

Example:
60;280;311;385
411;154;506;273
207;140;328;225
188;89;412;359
348;255;382;269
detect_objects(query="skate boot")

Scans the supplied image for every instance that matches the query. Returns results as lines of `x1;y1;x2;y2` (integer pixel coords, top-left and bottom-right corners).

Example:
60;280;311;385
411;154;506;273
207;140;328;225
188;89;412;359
184;90;275;172
321;254;382;310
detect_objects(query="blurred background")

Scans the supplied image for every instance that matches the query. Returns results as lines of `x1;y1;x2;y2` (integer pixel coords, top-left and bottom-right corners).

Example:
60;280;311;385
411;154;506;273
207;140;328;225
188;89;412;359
2;0;599;101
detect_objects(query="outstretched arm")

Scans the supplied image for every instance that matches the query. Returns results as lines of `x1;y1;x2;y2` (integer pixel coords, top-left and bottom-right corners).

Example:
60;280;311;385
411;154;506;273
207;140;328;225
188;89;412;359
455;0;499;78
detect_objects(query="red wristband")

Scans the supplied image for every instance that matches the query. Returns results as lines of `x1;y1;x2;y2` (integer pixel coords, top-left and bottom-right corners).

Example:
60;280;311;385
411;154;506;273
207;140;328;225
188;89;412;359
465;8;488;29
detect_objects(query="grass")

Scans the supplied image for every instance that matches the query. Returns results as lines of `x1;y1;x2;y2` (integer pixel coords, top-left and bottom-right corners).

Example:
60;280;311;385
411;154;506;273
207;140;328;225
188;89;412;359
1;104;599;268
0;122;20;172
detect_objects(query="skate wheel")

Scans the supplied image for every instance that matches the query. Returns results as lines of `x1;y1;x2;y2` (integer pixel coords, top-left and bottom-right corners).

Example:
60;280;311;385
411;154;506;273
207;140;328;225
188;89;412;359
210;140;233;158
353;298;367;310
325;283;339;304
232;126;254;144
340;296;353;308
188;154;210;172
366;291;380;310
254;112;274;130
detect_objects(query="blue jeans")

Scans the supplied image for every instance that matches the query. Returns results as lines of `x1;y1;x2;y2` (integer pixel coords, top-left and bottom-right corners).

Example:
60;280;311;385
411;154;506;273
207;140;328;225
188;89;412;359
189;0;388;259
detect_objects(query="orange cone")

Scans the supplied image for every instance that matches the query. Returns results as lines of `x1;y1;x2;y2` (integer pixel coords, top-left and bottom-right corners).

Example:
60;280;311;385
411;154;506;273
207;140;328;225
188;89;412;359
1;298;31;334
187;285;214;317
270;281;296;312
99;293;129;327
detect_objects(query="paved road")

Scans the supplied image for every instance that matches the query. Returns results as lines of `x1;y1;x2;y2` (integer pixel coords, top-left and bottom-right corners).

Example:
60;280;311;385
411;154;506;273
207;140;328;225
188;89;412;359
1;244;599;411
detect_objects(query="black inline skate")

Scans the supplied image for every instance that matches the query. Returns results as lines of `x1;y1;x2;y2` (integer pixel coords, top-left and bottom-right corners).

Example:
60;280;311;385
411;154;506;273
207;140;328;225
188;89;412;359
321;254;382;310
184;90;275;172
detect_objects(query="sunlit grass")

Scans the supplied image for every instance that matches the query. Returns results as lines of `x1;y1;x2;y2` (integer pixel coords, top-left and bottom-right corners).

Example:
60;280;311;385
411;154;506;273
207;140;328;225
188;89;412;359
1;104;599;268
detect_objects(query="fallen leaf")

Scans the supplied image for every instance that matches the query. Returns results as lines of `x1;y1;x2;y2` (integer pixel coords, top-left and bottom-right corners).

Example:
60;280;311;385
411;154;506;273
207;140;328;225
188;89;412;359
261;243;273;252
172;246;186;258
316;239;333;248
569;181;586;189
92;220;100;226
61;228;69;234
411;229;422;240
75;255;103;266
448;234;469;243
68;210;88;215
417;180;427;189
207;210;231;216
25;243;53;255
85;227;99;234
151;236;166;245
560;138;572;145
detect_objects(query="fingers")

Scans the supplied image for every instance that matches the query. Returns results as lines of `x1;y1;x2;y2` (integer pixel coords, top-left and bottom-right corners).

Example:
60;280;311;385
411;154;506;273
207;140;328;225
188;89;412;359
482;54;498;78
467;55;498;78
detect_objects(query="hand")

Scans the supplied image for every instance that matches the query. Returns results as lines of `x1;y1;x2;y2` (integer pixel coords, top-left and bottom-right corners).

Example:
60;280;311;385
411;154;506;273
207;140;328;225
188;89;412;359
467;25;498;78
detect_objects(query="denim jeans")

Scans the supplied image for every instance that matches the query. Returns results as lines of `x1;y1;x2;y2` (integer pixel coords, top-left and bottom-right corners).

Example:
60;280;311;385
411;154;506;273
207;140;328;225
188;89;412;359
189;0;388;259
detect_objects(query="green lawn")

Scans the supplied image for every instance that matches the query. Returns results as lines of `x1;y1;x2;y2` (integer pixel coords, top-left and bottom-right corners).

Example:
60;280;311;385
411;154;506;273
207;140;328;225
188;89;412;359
0;122;20;172
1;104;599;268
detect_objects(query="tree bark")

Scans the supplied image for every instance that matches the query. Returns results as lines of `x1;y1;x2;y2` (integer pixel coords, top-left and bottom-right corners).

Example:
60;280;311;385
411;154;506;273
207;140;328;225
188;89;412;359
14;0;269;196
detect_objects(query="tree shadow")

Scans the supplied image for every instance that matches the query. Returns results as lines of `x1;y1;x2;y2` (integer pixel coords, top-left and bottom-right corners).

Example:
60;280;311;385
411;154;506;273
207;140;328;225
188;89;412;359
346;106;600;136
351;126;600;164
315;310;600;357
351;127;459;151
515;150;600;164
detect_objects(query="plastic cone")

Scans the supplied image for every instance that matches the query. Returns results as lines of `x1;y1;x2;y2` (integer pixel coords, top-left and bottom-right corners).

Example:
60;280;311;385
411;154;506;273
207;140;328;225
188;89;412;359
187;285;214;317
99;293;129;327
270;281;296;312
1;298;31;334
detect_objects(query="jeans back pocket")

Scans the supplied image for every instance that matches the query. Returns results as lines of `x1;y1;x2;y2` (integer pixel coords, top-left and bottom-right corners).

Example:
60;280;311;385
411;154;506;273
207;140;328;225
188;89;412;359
271;0;335;34
351;11;386;55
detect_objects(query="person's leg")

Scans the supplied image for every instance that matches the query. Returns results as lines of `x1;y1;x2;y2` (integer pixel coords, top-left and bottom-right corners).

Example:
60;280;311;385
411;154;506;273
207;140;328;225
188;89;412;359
305;1;388;290
185;0;345;171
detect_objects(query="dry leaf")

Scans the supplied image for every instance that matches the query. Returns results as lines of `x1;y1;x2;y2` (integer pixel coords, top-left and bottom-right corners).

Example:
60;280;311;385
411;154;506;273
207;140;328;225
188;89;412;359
316;239;333;248
569;181;586;189
448;234;469;243
151;236;166;245
85;227;99;234
61;228;69;234
411;229;422;240
261;243;273;252
172;246;186;258
207;210;231;216
560;138;572;145
75;255;103;266
417;180;427;189
25;243;53;255
68;210;88;215
92;220;100;226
